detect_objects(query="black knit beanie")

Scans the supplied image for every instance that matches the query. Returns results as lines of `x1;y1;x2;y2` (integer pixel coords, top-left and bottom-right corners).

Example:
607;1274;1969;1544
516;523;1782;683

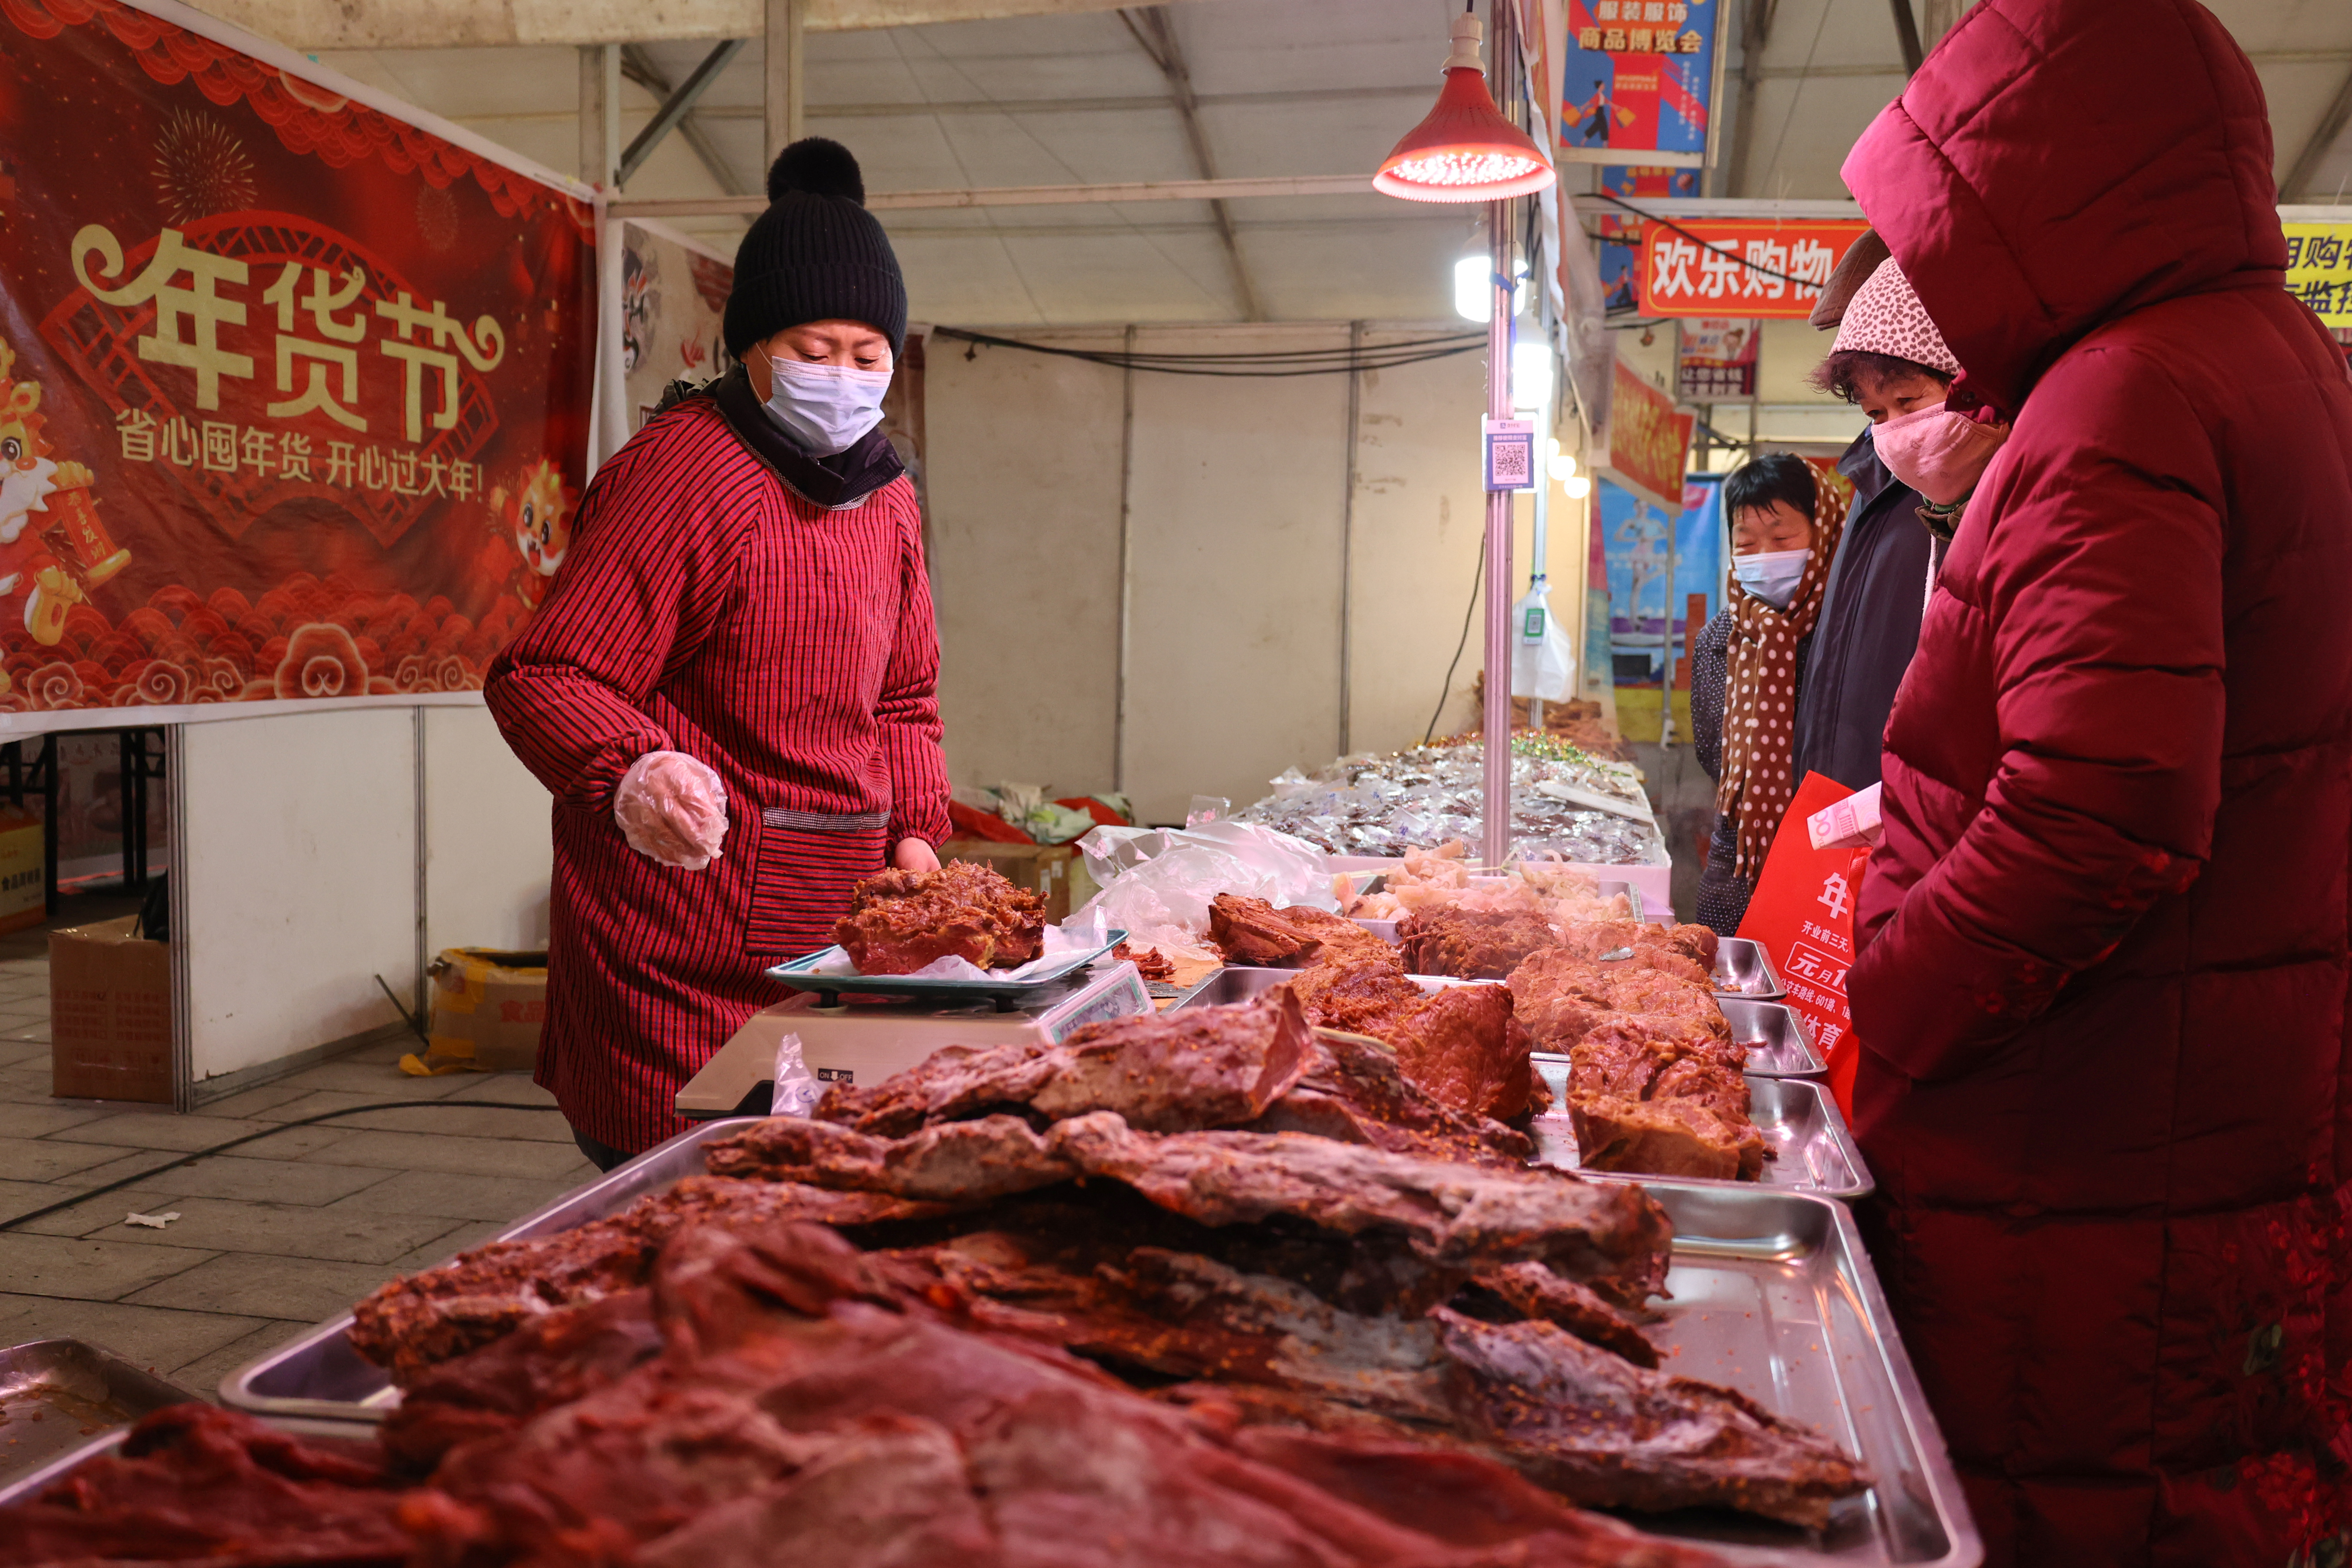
724;138;906;358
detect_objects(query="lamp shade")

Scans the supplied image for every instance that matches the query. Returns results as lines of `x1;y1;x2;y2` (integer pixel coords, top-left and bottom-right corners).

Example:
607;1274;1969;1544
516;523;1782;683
1374;13;1556;204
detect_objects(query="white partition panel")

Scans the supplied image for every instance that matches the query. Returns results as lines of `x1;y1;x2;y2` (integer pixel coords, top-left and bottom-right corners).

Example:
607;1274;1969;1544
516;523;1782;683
178;707;420;1087
424;705;553;954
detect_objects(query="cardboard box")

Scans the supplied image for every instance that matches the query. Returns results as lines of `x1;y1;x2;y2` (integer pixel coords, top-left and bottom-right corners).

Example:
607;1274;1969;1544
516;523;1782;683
51;914;171;1103
0;808;44;938
423;948;548;1073
940;839;1094;923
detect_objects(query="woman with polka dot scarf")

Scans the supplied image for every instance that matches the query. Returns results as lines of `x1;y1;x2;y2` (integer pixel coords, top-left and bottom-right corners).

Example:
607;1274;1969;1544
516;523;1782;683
1690;454;1847;934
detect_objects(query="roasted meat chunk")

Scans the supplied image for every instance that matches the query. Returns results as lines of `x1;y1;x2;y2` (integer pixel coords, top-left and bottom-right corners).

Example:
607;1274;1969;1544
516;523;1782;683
832;861;1045;973
1399;906;1560;980
1568;1093;1766;1182
1208;894;1396;968
1383;983;1536;1123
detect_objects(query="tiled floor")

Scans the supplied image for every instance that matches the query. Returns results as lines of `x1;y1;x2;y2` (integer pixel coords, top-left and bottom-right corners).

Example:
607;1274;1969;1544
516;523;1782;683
0;900;593;1399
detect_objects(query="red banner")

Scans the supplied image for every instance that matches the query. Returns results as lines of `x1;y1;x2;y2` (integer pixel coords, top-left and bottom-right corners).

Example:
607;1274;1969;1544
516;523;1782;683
1595;357;1691;511
1735;771;1869;1117
0;0;595;717
1635;220;1870;319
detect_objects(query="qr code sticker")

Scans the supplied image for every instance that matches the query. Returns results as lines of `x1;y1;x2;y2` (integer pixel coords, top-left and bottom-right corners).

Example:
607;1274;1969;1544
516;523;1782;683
1491;438;1531;485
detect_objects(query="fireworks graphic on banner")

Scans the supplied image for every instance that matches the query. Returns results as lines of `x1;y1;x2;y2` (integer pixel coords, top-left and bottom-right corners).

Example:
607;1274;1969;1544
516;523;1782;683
151;110;257;222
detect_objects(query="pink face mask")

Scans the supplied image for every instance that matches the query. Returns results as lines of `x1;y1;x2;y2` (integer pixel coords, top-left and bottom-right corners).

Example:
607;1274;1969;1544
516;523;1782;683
1873;401;2010;506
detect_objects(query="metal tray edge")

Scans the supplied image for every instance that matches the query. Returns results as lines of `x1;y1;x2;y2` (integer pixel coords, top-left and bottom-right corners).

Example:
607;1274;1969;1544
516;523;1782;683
220;1119;764;1424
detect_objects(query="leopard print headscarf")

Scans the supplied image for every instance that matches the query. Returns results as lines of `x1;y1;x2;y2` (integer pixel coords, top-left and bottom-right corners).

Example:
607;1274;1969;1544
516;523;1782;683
1831;257;1961;377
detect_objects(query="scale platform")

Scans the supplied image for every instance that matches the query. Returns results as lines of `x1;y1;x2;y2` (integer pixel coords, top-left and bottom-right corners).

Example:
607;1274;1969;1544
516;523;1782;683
675;959;1154;1121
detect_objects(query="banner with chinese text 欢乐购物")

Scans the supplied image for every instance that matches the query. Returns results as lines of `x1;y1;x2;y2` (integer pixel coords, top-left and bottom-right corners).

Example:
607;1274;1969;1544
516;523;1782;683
0;0;597;720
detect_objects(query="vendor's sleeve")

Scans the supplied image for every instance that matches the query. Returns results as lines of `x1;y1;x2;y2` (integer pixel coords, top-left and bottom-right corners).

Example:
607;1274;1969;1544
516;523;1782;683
484;431;748;810
879;508;952;846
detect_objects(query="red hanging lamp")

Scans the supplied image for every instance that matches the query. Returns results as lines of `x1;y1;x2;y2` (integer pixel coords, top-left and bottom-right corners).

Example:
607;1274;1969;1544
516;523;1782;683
1373;6;1556;202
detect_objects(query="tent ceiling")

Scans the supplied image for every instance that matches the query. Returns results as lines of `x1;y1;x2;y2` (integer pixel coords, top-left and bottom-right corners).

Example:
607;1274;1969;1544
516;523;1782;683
280;0;2352;329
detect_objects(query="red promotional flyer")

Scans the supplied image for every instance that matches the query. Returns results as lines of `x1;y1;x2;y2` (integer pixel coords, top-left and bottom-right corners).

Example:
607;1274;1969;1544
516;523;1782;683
0;0;596;719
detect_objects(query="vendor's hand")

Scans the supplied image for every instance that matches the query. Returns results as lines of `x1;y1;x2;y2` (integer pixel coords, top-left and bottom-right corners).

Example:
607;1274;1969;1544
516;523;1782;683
892;837;940;873
613;751;729;870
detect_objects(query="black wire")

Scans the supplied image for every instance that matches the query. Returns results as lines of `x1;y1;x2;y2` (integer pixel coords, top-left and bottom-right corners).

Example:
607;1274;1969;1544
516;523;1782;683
0;1098;564;1234
1424;529;1487;747
932;327;1487;379
1591;191;1827;290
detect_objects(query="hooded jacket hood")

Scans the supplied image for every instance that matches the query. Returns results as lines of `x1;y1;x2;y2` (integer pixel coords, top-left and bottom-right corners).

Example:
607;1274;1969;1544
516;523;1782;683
1841;0;2287;414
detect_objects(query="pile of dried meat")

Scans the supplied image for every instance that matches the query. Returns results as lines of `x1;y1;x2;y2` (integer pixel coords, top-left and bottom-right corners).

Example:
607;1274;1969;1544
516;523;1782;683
833;861;1045;973
1206;886;1766;1185
1;998;1869;1565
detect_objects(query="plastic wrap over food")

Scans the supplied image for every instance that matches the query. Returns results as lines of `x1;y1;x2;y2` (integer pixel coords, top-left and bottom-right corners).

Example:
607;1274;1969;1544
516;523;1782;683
1231;740;1669;866
1072;819;1338;960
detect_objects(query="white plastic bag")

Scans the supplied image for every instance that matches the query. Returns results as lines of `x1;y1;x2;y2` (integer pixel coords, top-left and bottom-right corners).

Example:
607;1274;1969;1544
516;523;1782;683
613;750;729;870
769;1031;821;1118
1510;579;1576;702
1073;819;1335;960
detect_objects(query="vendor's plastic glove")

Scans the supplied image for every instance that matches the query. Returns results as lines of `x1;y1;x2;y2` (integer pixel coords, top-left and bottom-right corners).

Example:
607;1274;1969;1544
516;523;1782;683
613;750;729;870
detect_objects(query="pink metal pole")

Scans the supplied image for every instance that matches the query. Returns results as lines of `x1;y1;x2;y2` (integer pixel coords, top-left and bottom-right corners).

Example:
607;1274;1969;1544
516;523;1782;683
1481;190;1513;870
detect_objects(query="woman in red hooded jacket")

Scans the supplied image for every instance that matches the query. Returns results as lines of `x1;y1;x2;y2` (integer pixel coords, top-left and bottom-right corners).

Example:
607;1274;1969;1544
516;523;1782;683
1838;1;2352;1563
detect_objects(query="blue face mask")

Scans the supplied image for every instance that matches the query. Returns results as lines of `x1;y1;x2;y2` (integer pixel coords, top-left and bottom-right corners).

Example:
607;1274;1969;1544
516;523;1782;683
1733;547;1810;609
753;350;892;456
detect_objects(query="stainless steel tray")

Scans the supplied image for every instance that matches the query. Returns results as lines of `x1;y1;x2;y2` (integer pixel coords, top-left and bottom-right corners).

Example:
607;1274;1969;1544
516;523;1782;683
769;930;1127;1005
0;1412;413;1508
1530;1066;1874;1200
1723;997;1825;1077
0;1339;198;1491
1714;937;1785;999
1630;1184;1980;1566
220;1117;759;1426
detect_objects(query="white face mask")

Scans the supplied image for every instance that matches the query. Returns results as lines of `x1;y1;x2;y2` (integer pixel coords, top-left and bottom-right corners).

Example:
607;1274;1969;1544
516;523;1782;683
1733;547;1810;609
753;351;892;456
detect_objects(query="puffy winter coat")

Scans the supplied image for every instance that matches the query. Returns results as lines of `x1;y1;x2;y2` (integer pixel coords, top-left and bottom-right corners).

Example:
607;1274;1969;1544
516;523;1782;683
1841;2;2352;1564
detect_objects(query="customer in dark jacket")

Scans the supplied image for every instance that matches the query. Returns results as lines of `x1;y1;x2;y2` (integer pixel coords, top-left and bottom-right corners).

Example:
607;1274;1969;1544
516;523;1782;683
1788;253;1954;791
1690;454;1844;934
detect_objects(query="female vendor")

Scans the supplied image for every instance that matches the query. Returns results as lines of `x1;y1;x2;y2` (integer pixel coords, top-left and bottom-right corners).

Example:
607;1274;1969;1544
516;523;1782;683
486;140;949;1170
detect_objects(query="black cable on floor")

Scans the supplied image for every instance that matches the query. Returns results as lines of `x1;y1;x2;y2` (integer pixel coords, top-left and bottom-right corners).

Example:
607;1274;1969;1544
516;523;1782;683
0;1098;565;1234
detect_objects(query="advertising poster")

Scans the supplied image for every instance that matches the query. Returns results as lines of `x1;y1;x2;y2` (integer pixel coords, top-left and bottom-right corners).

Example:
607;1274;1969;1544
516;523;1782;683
1594;165;1699;314
1595;357;1693;511
1675;318;1759;400
0;0;597;721
2284;224;2352;327
619;220;734;433
1559;0;1720;168
1599;472;1720;680
1636;219;1871;318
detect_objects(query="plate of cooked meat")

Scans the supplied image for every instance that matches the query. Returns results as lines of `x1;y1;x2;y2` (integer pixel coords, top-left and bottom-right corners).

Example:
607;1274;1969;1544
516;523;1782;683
772;862;1126;1000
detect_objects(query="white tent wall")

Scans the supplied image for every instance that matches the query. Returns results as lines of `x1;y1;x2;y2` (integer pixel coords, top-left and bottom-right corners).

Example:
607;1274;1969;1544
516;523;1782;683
423;707;554;956
163;703;551;1106
926;323;1585;826
175;709;423;1102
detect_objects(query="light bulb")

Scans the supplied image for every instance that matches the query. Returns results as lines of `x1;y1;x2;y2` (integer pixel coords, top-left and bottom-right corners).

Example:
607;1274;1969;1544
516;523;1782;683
1547;452;1578;481
1545;437;1560;457
1565;476;1592;499
1453;254;1530;322
1453;256;1486;322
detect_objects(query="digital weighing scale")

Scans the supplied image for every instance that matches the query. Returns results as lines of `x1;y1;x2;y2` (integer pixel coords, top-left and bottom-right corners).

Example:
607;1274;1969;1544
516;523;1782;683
674;958;1155;1121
